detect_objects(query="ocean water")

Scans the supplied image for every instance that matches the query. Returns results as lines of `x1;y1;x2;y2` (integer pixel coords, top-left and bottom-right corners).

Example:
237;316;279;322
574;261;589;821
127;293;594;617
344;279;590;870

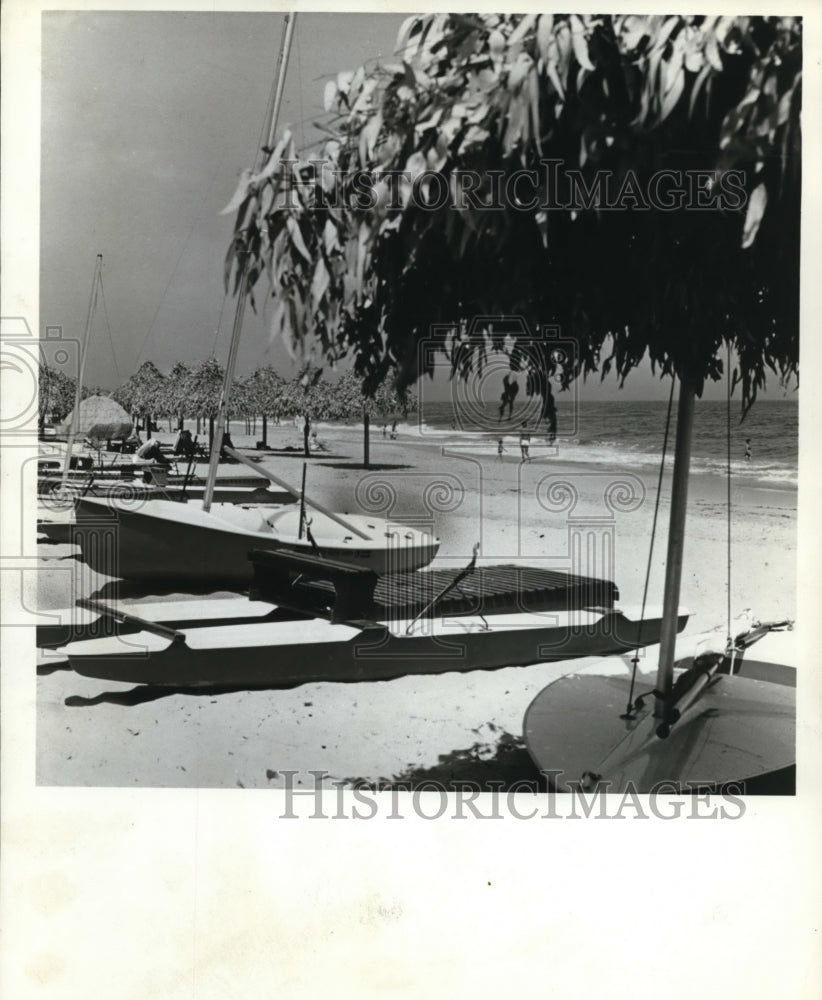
404;397;798;489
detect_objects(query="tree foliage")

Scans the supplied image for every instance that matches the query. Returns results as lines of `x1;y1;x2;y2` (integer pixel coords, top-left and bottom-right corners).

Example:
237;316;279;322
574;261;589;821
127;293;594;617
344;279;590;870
185;358;227;419
237;365;287;419
225;13;801;410
38;362;76;425
158;361;193;422
333;368;417;420
112;360;167;420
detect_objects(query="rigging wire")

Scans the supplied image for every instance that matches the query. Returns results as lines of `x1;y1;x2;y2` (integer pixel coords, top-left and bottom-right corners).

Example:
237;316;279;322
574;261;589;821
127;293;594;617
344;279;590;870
210;293;229;360
97;266;122;386
295;17;306;152
622;376;676;718
133;158;226;369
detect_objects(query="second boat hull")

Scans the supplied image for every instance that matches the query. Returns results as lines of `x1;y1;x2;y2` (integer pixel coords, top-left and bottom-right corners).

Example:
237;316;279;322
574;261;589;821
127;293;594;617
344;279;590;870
65;608;688;688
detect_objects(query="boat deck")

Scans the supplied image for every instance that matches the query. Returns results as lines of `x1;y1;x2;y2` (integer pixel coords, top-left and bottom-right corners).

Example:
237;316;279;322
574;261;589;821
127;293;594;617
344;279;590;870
302;564;618;619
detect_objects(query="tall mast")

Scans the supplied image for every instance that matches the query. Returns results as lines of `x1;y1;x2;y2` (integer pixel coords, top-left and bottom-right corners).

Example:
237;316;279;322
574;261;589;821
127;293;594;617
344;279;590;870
654;375;695;720
61;253;103;486
203;12;297;511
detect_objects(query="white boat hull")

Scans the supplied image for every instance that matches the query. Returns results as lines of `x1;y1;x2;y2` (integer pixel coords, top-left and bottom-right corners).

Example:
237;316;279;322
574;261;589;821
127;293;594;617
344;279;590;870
523;624;796;793
71;496;440;584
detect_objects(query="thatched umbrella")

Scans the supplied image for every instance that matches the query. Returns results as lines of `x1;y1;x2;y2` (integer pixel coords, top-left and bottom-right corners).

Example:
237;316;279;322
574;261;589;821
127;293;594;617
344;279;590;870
60;395;133;441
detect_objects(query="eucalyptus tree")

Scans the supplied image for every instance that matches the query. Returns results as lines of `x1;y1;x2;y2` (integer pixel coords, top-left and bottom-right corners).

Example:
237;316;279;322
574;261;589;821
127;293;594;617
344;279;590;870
224;14;799;417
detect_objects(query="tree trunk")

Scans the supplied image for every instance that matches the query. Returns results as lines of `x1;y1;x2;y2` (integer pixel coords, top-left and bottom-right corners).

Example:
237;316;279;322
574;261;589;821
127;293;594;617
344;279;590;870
208;416;215;455
303;414;311;458
363;409;370;468
178;412;184;432
262;414;268;447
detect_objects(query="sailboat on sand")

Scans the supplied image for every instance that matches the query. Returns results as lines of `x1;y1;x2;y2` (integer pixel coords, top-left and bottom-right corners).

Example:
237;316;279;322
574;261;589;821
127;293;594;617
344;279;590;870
522;377;797;793
64;13;438;583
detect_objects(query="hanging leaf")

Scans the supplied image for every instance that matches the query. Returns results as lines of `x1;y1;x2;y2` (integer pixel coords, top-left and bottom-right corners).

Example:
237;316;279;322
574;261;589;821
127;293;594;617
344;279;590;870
660;67;685;119
220;168;254;215
507;52;533;91
569;15;594;71
507;13;536;53
311;256;330;305
688;60;713;116
741;182;767;248
488;29;505;62
705;33;723;71
323;80;338;112
536;14;554;62
286;217;312;264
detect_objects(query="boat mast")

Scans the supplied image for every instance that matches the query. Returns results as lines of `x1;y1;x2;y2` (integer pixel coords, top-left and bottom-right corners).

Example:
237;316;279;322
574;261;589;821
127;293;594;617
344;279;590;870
653;375;695;720
203;12;297;512
61;253;103;487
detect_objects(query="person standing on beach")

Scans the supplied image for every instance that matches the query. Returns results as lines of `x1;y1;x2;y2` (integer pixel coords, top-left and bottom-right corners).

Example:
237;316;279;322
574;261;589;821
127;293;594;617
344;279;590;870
497;438;506;461
745;438;752;461
519;426;531;462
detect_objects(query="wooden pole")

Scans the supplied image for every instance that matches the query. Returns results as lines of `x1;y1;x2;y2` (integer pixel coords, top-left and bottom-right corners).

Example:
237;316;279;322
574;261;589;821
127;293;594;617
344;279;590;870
654;376;695;720
298;462;307;539
62;254;102;486
203;12;296;512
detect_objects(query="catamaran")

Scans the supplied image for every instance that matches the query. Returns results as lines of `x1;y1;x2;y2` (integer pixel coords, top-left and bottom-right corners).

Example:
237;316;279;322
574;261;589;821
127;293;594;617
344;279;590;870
46;546;688;688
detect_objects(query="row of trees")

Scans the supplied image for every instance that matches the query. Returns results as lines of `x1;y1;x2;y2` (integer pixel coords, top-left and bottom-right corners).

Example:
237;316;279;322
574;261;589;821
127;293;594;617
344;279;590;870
40;358;415;463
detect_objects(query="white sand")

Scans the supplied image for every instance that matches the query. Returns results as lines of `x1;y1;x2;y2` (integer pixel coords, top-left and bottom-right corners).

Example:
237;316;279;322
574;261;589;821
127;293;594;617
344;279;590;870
36;421;797;788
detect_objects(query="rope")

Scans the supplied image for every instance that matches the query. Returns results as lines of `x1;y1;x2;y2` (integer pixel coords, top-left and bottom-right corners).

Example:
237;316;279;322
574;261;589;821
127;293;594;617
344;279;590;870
623;377;676;717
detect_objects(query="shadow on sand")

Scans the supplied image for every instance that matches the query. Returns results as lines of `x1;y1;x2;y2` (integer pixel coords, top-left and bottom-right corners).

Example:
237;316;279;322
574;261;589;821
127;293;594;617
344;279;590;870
318;462;414;471
340;728;548;792
63;684;255;708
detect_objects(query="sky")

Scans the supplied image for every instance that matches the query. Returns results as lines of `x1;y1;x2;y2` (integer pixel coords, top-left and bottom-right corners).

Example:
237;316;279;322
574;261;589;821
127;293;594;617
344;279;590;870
39;10;798;404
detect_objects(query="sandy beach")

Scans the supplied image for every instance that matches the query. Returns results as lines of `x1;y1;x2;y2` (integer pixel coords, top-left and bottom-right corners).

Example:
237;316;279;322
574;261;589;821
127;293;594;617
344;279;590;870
35;419;797;789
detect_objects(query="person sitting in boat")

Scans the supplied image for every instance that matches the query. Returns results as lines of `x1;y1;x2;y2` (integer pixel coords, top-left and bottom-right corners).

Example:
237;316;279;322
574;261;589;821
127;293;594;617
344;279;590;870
220;432;238;461
133;437;170;466
174;429;197;459
308;430;327;453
